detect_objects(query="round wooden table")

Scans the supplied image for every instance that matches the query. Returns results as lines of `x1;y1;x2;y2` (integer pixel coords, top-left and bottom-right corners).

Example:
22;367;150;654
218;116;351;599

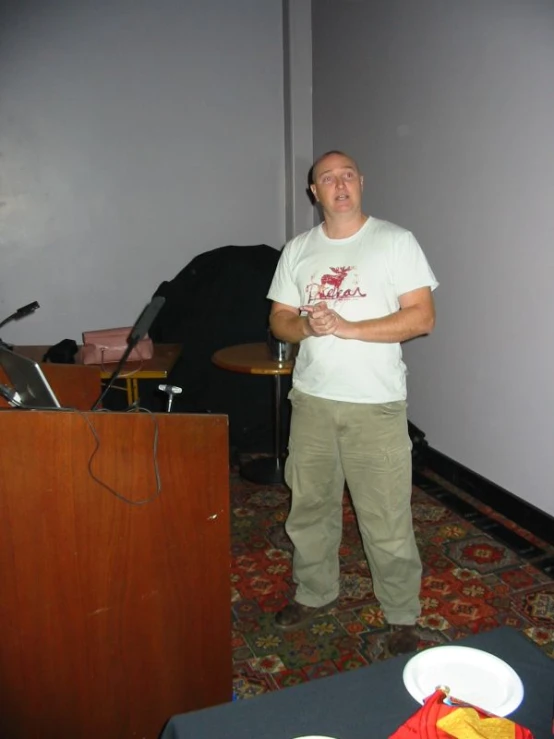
211;342;295;484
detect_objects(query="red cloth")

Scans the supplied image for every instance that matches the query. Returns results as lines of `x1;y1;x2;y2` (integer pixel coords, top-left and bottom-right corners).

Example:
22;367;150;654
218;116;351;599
389;689;534;738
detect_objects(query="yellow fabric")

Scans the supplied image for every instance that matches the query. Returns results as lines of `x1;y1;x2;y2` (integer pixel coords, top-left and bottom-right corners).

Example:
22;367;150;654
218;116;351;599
437;707;516;739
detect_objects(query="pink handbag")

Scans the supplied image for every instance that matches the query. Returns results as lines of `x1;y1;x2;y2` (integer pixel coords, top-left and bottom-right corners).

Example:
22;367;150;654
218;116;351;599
81;326;154;365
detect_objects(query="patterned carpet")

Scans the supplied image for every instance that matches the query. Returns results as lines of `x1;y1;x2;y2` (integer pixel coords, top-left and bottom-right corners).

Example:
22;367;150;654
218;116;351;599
230;462;554;699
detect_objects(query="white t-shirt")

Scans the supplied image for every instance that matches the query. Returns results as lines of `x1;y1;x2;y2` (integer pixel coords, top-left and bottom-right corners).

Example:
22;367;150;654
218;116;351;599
267;217;439;403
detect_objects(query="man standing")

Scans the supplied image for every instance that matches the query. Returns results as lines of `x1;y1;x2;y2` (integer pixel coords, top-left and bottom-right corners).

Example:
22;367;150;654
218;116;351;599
267;150;438;657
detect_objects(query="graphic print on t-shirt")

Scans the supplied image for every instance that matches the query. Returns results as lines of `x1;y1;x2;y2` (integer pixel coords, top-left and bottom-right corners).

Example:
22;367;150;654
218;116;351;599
305;265;368;305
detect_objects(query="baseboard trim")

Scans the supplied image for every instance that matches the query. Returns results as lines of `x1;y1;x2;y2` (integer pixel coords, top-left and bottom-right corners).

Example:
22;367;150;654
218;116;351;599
422;445;554;548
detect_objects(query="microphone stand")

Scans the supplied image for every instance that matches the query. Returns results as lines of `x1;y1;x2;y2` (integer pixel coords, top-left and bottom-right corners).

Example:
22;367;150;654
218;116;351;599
0;301;40;350
90;296;166;411
90;339;139;411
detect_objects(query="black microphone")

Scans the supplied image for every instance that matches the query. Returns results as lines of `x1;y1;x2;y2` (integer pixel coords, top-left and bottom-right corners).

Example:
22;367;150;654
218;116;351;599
15;301;40;318
128;296;165;347
0;300;40;330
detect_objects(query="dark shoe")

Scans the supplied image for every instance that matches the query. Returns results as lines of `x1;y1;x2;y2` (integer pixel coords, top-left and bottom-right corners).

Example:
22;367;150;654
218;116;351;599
384;625;419;657
275;600;336;632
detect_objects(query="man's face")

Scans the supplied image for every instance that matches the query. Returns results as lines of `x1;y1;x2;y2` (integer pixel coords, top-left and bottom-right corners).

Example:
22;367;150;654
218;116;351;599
310;153;364;216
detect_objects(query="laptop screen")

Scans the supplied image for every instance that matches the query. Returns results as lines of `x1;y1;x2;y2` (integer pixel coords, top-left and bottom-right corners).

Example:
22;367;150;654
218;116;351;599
0;347;62;409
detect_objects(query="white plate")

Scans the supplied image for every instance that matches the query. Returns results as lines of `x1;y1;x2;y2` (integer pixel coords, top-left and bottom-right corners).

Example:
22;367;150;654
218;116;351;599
403;645;524;716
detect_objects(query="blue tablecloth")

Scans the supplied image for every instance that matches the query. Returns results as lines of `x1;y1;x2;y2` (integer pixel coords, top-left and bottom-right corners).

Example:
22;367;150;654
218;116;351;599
159;627;553;739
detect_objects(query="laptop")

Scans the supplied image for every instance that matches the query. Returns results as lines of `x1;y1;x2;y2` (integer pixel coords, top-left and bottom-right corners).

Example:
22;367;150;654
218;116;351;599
0;346;62;409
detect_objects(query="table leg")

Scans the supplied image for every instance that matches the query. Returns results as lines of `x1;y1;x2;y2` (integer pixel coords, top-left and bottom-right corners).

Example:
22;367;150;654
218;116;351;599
240;374;286;485
126;378;140;406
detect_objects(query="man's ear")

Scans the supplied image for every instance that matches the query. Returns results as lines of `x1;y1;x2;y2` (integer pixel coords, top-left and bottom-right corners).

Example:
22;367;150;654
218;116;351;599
360;176;364;191
310;184;319;202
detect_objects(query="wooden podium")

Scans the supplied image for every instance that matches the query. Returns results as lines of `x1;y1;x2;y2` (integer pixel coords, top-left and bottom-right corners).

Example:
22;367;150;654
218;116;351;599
0;408;231;738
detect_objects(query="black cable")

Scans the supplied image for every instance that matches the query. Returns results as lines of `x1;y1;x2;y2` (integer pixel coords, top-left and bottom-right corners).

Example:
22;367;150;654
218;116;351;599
82;407;162;506
1;396;161;505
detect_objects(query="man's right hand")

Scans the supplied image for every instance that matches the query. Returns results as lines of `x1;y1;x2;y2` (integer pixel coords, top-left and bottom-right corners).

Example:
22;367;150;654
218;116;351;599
300;302;339;337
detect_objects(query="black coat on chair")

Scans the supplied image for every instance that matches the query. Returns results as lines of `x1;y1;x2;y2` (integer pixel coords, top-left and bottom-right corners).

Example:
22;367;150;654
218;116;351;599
149;244;289;453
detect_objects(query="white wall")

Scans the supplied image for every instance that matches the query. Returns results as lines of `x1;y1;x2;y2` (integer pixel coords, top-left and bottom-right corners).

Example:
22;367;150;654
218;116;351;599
312;0;554;516
0;0;286;344
283;0;314;240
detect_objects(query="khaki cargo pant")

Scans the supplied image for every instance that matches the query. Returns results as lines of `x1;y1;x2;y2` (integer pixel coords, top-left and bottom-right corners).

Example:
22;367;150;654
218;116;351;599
284;388;421;625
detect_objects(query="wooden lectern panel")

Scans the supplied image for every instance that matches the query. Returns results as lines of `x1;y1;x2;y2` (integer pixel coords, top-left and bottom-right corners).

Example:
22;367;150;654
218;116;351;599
0;411;231;739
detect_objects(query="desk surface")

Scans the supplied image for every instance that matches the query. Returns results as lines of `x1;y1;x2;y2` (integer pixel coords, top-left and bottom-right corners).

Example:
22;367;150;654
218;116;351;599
160;628;552;739
16;343;181;380
212;342;294;376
